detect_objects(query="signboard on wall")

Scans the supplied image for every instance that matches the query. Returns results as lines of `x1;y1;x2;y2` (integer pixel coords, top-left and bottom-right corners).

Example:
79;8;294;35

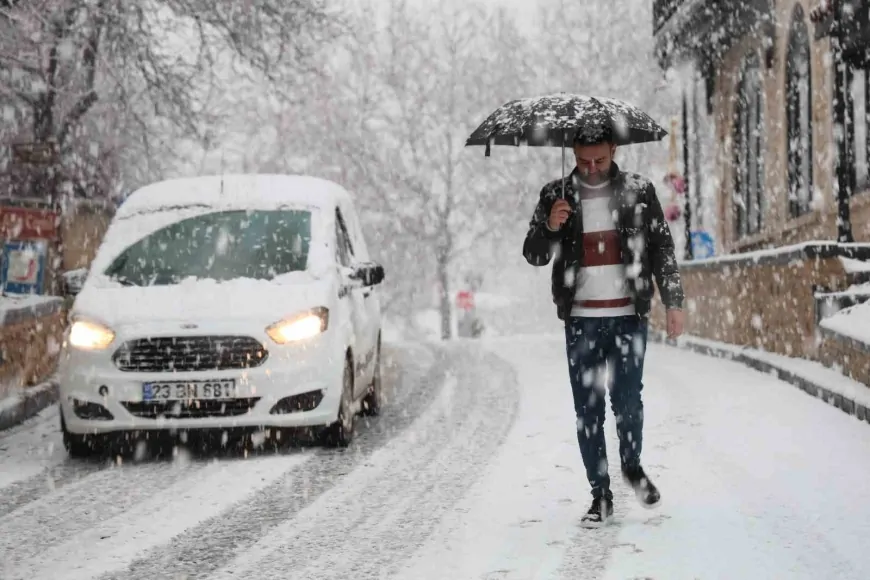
0;206;59;240
1;239;47;295
690;231;716;259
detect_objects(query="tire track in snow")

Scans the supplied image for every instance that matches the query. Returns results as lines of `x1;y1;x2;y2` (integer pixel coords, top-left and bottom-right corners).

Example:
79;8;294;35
0;459;212;571
207;343;520;580
0;458;106;519
95;342;448;580
0;405;104;517
3;453;311;580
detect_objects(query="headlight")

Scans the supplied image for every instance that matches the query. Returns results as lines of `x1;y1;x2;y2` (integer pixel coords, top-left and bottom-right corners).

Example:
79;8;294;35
69;320;115;350
266;307;329;344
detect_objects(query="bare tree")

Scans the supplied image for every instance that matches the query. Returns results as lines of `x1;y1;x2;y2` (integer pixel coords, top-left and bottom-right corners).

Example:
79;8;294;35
533;0;672;175
0;0;342;203
323;0;534;339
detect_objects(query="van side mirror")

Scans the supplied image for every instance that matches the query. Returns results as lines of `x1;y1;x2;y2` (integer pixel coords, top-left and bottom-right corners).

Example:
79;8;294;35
348;262;385;287
62;268;88;296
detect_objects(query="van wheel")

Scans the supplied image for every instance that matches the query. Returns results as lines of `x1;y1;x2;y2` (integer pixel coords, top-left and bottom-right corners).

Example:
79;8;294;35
61;411;105;459
361;337;382;417
321;357;355;448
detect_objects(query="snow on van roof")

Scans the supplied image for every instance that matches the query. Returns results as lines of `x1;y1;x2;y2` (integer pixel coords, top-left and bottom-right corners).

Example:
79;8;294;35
117;174;351;217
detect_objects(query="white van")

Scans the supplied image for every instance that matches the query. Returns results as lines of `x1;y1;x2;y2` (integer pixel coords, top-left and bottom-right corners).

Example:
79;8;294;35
57;174;385;455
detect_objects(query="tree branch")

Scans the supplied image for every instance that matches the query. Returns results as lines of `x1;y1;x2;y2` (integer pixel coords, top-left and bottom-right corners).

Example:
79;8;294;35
58;0;106;145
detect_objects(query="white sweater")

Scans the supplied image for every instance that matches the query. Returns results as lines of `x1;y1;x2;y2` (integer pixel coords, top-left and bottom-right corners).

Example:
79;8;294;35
568;178;635;318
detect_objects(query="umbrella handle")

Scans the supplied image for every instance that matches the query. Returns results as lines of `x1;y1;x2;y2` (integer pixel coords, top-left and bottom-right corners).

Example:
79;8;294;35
561;134;566;199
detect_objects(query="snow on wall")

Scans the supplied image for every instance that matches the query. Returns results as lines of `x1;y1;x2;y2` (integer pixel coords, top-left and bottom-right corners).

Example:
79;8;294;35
678;241;870;267
821;301;870;347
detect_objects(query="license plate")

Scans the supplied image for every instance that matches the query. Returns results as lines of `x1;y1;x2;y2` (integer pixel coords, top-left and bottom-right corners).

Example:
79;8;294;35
142;380;237;401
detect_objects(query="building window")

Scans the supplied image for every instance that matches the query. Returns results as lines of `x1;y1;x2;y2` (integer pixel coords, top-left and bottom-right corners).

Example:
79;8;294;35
786;5;814;218
849;68;870;193
733;54;765;238
686;68;715;236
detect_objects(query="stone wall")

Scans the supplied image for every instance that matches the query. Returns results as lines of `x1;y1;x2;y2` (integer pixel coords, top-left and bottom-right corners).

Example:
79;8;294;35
0;298;66;399
817;330;870;387
850;194;870;241
649;244;857;360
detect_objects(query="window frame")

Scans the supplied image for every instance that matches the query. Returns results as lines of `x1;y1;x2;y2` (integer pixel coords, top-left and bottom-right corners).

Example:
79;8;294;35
733;52;766;239
785;4;814;219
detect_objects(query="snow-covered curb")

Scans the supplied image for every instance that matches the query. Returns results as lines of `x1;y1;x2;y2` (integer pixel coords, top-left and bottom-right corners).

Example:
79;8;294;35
649;332;870;425
0;378;58;432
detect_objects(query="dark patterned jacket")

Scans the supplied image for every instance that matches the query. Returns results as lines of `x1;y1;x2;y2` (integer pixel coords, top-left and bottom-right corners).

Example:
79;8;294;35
522;161;684;321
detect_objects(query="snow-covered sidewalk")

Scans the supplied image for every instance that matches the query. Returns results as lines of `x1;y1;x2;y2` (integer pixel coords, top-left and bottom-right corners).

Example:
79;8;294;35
399;333;870;579
652;332;870;416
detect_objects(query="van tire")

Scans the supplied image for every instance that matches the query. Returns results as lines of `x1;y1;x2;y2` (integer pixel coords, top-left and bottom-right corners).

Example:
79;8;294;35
321;356;355;448
361;336;383;417
61;411;106;459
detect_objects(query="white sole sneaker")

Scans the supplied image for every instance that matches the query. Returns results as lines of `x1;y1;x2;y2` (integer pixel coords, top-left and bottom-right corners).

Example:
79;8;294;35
580;513;614;528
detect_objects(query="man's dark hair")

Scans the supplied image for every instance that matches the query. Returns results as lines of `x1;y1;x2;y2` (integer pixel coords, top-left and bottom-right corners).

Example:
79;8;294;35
572;124;613;146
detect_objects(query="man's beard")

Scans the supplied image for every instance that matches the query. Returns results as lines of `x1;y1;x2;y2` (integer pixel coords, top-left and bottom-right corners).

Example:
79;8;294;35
580;167;608;183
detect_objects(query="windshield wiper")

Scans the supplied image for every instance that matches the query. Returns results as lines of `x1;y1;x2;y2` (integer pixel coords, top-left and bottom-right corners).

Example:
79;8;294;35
111;275;139;287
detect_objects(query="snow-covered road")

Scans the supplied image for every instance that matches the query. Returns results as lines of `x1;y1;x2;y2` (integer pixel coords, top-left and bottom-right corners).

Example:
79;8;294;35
2;334;870;579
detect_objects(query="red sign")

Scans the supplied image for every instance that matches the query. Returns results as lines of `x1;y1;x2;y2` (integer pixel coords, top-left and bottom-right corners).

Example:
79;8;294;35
456;290;475;311
0;207;59;240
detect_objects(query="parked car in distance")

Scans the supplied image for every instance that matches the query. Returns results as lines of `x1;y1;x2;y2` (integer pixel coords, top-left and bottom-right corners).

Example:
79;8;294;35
57;174;385;456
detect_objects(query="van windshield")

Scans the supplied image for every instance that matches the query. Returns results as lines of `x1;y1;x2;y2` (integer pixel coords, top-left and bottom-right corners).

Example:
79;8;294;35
104;209;312;286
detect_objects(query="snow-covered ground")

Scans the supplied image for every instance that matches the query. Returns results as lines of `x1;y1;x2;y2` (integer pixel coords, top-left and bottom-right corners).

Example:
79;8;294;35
2;334;870;579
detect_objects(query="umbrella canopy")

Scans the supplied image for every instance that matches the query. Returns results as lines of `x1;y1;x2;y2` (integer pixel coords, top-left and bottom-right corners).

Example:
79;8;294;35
465;93;667;156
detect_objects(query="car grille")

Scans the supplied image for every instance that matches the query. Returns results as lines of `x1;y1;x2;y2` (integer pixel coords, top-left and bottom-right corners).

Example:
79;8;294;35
112;336;269;373
121;398;261;419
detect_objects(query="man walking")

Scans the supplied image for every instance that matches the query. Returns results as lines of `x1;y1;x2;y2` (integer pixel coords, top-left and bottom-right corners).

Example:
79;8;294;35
522;125;685;527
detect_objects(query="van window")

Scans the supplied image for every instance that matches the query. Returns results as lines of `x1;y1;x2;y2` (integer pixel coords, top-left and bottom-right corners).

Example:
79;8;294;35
104;209;311;286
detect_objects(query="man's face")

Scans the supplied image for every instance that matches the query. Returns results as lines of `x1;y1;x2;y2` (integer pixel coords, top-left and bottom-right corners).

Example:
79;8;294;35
573;142;616;183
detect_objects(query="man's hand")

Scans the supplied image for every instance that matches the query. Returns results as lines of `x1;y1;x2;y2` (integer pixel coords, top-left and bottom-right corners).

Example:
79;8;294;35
548;199;572;230
666;308;684;339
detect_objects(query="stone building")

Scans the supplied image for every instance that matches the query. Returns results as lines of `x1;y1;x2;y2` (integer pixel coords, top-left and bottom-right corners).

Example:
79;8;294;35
649;0;870;389
653;0;870;250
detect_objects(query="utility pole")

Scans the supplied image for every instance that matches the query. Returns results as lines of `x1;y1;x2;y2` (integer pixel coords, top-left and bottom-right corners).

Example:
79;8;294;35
832;2;855;243
682;90;693;259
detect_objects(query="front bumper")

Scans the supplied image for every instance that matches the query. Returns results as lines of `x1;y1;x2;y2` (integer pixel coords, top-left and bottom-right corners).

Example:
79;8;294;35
57;335;345;435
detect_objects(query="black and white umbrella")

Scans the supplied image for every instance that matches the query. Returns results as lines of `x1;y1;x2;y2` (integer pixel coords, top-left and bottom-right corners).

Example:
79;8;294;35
465;93;667;198
465;93;667;155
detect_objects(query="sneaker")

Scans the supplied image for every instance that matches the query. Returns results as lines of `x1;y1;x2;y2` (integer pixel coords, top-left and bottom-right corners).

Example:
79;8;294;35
580;496;614;528
622;465;661;508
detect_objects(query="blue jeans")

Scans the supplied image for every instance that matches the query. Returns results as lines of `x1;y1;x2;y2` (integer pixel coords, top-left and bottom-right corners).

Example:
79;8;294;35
565;315;648;500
